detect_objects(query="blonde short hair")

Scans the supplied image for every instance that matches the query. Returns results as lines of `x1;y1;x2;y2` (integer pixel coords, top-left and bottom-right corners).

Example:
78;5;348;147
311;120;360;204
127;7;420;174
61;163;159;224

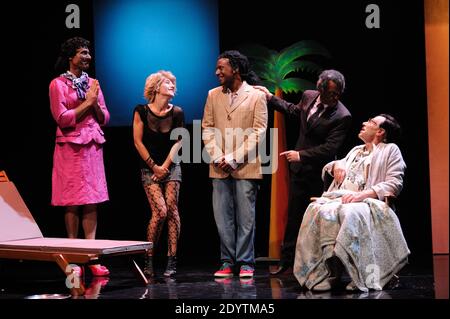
143;70;177;102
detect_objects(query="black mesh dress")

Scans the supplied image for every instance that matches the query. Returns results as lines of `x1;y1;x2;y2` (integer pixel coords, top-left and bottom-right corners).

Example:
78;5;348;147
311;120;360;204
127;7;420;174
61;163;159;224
134;104;184;184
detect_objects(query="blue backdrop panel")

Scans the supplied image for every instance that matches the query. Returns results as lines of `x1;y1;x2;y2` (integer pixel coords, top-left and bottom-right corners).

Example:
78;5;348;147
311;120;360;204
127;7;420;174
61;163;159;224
94;0;219;126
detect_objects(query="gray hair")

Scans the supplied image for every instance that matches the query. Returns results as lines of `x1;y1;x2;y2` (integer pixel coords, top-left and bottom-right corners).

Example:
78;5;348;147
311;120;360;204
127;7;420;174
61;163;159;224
318;69;346;94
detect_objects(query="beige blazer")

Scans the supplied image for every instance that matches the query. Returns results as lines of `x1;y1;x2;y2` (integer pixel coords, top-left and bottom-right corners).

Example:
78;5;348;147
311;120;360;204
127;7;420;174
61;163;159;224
202;82;268;179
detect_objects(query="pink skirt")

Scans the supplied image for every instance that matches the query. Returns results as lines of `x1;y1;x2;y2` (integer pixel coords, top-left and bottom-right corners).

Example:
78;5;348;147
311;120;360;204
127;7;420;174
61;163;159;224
51;142;109;206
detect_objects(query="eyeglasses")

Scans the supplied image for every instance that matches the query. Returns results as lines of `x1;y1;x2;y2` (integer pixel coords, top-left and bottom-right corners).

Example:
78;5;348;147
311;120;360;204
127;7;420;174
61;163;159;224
366;118;382;129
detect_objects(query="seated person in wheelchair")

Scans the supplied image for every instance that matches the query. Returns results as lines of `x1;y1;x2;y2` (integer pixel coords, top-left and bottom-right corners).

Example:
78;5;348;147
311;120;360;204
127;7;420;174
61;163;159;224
293;113;409;292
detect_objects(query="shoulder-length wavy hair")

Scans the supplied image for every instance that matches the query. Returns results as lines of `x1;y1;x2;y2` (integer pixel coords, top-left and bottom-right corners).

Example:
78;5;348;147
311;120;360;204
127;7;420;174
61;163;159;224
143;70;177;103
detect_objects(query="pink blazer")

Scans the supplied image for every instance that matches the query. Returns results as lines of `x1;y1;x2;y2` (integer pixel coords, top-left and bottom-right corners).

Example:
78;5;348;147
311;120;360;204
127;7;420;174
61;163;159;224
49;76;110;145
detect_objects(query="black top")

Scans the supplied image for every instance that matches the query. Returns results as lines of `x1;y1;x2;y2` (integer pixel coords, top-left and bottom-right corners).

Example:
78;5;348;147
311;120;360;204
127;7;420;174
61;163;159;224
134;104;184;168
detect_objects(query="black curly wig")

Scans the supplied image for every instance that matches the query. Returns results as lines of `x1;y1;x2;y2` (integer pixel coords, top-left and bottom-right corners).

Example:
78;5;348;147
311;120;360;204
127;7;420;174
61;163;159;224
54;37;90;74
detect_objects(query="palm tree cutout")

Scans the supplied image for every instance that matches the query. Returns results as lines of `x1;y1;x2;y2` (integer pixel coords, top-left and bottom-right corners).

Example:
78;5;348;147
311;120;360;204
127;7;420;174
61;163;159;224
240;40;331;259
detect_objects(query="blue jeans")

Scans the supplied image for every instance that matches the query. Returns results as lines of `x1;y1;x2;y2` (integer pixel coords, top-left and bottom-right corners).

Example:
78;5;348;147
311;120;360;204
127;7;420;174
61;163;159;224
212;178;258;266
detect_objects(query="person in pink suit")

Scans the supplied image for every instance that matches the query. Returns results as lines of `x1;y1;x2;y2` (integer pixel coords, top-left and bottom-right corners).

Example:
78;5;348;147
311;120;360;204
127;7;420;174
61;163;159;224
49;37;110;276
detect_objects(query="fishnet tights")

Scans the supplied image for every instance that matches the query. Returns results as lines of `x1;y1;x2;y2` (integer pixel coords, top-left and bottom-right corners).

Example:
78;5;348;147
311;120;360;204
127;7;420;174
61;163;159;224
144;181;180;256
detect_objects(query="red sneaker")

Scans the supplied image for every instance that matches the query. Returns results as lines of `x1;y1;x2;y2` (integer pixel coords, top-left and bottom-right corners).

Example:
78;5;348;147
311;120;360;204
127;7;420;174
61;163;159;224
89;264;110;276
239;265;254;278
214;262;234;277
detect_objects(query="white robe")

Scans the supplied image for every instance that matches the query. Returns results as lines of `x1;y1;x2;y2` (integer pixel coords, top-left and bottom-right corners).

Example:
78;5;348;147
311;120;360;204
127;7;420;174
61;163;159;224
293;143;410;292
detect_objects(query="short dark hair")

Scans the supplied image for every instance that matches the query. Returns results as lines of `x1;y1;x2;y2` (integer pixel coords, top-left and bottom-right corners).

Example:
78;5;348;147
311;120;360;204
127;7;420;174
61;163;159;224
379;113;402;144
317;69;346;94
218;50;261;85
54;37;90;74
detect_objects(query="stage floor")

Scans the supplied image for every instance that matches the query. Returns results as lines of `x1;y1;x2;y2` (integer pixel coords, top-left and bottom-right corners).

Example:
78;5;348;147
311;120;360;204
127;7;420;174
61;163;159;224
0;256;444;300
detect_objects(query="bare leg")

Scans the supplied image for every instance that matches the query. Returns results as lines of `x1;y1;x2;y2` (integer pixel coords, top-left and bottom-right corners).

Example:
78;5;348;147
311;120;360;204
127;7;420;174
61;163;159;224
81;204;109;275
82;204;97;239
65;206;80;238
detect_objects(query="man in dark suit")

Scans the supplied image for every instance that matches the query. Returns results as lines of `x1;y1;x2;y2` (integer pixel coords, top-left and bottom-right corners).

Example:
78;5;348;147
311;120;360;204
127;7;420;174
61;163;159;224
255;70;352;275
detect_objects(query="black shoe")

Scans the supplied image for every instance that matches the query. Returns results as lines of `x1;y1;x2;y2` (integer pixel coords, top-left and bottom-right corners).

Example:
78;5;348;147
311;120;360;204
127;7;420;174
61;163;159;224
270;263;291;275
164;256;177;277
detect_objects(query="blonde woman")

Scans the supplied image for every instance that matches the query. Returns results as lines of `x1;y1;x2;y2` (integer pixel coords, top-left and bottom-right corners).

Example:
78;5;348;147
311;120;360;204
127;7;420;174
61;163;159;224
133;71;184;277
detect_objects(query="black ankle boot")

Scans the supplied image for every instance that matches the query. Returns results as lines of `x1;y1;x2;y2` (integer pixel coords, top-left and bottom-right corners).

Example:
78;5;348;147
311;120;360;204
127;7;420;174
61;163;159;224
143;255;154;278
164;256;177;277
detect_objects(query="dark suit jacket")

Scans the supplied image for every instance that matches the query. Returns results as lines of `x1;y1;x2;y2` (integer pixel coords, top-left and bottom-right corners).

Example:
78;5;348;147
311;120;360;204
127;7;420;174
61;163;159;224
269;90;352;176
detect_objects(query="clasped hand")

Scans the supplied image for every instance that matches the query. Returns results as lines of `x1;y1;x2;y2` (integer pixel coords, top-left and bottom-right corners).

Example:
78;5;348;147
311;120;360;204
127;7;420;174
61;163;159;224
151;165;169;182
86;80;99;106
214;156;235;173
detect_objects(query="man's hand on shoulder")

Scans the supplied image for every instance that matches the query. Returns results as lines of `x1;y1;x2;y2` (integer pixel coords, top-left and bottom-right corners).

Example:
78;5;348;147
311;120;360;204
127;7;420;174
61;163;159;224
253;85;273;101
